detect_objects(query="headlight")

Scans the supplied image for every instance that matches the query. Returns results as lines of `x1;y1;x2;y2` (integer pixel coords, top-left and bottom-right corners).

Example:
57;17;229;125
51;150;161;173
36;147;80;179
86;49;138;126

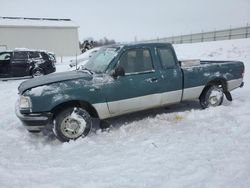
19;96;31;109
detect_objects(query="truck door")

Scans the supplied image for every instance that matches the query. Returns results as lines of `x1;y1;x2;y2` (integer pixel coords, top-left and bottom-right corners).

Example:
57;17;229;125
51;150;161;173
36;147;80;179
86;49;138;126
156;46;183;105
105;47;162;115
11;51;29;77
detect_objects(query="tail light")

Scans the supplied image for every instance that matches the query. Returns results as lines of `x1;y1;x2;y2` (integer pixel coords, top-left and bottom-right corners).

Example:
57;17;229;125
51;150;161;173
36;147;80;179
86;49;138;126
241;66;245;78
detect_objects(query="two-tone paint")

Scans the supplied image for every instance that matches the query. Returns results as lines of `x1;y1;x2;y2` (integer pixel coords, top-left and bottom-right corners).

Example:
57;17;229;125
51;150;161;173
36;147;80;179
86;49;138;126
16;43;244;130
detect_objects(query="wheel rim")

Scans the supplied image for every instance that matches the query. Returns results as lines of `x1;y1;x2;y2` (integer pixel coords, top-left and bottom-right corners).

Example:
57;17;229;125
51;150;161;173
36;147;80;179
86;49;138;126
33;70;44;77
60;113;86;139
208;89;223;106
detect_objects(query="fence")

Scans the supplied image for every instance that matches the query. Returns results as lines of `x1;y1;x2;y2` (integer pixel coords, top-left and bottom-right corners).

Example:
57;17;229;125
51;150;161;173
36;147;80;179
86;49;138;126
142;24;250;44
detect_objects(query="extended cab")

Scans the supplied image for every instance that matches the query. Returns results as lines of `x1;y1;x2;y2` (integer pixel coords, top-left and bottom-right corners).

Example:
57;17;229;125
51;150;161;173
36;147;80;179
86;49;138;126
16;43;244;142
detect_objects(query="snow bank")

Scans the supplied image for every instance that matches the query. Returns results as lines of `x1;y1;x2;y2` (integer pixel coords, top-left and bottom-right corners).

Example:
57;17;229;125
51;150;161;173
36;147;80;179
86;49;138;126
0;39;250;188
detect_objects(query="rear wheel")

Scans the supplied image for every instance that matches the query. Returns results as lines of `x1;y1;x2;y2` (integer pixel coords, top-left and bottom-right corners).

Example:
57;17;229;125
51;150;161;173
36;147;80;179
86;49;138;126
200;85;224;109
53;107;93;142
32;68;44;77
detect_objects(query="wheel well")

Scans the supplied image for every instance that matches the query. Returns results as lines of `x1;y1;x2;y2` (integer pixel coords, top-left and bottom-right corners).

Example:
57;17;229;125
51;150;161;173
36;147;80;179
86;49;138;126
199;78;227;99
51;100;99;119
29;66;45;75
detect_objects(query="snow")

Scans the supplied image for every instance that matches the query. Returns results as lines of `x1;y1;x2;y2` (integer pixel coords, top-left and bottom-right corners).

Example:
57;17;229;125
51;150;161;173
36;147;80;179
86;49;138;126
55;47;101;72
0;17;78;28
75;47;100;61
68;47;100;66
0;38;250;187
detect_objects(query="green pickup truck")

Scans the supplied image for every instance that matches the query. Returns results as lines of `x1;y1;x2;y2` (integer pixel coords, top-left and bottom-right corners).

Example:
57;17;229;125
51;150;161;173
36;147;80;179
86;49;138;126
16;43;244;142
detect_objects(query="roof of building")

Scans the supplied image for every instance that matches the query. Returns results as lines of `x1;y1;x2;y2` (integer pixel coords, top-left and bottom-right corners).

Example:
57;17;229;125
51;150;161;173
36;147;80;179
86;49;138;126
0;17;79;28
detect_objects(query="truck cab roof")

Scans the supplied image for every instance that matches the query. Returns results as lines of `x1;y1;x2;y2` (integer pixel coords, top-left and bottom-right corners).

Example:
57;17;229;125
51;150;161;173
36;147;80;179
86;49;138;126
106;42;172;49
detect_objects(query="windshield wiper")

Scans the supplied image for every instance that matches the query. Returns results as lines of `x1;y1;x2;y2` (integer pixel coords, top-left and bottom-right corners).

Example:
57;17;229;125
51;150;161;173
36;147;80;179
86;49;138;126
79;67;94;75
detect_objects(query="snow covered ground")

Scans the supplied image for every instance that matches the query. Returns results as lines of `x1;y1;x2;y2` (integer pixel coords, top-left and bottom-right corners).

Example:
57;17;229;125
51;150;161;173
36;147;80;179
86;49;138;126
0;39;250;188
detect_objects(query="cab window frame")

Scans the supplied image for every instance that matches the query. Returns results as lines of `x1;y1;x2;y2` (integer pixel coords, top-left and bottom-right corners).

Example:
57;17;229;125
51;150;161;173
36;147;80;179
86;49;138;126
157;47;177;69
117;47;155;76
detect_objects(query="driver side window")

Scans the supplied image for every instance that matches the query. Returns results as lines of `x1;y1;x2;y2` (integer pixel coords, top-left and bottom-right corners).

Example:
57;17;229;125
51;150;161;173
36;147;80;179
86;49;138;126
118;48;153;74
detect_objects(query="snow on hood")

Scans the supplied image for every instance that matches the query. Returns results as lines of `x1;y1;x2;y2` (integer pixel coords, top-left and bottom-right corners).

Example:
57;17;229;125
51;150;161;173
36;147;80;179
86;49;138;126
18;71;92;94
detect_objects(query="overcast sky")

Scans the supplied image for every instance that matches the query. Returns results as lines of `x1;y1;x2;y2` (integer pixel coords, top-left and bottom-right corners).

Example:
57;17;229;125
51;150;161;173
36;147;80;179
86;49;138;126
0;0;250;42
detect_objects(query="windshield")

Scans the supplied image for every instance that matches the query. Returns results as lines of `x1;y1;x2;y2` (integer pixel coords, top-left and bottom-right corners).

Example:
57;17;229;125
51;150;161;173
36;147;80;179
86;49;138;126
83;47;120;73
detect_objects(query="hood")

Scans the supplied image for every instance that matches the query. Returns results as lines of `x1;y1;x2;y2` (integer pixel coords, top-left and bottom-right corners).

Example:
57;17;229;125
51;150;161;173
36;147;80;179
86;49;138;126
18;71;92;94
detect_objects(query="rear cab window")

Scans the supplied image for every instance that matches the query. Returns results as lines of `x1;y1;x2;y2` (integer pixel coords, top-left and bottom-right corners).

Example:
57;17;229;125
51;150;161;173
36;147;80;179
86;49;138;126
157;47;176;69
118;48;154;74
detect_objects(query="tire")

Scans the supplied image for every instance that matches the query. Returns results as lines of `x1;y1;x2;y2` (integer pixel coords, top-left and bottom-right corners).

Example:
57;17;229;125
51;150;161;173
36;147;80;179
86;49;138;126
200;85;224;109
53;107;93;142
32;68;45;77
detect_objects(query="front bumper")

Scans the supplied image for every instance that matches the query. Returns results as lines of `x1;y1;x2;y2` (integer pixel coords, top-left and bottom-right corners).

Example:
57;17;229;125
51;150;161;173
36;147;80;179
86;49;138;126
15;106;53;131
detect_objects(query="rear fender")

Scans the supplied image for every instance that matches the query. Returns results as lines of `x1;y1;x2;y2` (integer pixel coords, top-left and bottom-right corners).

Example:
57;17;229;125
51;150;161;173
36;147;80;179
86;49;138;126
200;77;232;101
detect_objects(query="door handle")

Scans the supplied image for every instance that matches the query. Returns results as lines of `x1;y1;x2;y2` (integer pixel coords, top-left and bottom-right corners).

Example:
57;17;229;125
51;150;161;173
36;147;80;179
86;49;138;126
146;77;158;83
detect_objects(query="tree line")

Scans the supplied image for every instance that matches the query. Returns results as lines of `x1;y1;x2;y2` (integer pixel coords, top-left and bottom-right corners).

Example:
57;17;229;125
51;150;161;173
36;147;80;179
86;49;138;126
79;37;116;53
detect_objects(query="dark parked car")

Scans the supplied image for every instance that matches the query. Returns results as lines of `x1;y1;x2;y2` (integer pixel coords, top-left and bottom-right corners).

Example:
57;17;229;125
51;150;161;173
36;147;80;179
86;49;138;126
0;49;56;78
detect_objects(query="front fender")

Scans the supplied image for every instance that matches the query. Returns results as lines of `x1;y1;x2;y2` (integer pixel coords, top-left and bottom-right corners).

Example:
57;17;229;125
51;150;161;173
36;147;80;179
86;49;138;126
25;80;106;113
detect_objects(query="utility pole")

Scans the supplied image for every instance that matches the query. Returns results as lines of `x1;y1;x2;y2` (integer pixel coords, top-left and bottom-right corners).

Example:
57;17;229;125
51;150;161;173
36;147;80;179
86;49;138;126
246;23;249;38
229;25;232;40
213;29;216;41
201;30;204;42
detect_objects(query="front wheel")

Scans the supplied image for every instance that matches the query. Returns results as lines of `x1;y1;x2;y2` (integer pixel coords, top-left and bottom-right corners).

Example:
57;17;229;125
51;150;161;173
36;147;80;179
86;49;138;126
53;107;93;142
200;85;224;109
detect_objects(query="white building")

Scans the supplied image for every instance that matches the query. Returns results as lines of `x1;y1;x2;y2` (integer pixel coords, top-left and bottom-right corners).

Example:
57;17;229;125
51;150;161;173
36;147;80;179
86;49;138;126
0;17;80;56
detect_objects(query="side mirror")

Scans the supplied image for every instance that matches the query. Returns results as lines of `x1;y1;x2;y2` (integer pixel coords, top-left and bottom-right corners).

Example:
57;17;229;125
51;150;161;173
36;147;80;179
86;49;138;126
112;66;125;78
178;61;182;66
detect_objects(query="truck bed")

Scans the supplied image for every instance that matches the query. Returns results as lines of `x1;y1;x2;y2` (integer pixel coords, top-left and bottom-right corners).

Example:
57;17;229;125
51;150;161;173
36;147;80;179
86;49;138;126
179;59;244;101
180;59;241;67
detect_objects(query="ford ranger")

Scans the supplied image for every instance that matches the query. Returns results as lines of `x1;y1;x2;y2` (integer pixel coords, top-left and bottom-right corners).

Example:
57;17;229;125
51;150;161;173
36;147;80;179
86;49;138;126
16;43;244;142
